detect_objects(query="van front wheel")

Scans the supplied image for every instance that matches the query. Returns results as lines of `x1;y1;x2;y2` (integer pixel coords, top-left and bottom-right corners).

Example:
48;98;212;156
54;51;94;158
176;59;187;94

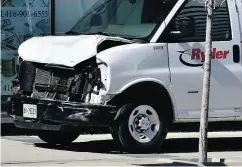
113;103;168;153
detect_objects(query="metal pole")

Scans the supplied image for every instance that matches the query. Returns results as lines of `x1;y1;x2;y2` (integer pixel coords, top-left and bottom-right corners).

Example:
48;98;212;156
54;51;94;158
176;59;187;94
51;0;56;35
199;0;214;163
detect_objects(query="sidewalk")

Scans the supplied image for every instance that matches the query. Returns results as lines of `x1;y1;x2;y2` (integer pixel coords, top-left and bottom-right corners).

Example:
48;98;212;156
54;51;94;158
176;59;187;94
172;152;242;166
156;131;242;166
155;158;242;166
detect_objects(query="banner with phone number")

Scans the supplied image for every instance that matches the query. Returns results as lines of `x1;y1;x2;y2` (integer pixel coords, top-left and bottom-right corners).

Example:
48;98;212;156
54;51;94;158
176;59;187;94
1;0;51;96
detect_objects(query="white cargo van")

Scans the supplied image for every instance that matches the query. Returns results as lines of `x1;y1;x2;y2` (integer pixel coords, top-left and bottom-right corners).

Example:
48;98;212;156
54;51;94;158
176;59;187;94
7;0;242;152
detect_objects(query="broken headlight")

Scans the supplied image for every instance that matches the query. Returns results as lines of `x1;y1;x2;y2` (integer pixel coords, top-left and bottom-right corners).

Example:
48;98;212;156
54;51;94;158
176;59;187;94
97;59;109;91
86;58;111;104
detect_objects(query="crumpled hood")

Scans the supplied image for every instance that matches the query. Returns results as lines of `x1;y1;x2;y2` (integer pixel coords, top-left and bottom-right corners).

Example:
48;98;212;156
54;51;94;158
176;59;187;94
18;35;132;67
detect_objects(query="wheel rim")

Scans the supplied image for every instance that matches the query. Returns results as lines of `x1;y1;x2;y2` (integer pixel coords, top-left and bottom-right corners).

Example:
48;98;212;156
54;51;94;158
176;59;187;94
128;105;160;143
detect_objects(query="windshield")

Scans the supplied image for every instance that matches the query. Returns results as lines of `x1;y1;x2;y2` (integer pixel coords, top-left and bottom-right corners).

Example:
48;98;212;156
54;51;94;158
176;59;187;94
69;0;178;38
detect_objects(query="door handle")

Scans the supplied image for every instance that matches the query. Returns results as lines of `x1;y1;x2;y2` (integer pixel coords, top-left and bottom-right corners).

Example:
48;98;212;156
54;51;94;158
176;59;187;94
233;44;240;63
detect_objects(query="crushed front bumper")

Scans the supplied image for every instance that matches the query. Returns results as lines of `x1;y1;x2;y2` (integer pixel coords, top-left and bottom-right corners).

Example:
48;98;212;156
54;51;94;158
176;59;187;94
7;96;117;132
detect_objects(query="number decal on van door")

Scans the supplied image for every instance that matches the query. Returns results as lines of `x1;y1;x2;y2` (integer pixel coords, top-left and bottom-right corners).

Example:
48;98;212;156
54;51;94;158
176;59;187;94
153;46;163;50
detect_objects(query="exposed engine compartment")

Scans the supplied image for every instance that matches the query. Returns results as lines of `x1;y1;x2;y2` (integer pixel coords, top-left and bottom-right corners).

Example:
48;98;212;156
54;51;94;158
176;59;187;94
13;58;103;104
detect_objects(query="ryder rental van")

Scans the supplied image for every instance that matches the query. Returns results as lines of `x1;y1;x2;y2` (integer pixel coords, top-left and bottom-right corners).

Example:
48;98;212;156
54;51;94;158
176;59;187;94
7;0;242;152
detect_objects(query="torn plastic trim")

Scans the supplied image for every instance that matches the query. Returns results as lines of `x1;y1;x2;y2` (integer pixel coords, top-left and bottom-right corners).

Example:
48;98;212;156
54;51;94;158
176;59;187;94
7;96;118;126
9;96;117;110
45;64;75;71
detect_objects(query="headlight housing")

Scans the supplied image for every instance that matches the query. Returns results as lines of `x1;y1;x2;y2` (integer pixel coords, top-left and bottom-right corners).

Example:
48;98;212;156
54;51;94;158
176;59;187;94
85;58;112;104
97;58;109;92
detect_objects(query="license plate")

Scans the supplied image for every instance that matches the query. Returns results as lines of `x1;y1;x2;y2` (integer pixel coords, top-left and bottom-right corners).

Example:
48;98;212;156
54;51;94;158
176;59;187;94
23;104;37;118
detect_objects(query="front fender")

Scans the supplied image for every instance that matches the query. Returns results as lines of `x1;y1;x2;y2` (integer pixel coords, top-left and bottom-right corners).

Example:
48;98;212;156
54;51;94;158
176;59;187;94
120;78;177;116
118;77;170;93
109;78;178;124
96;42;171;95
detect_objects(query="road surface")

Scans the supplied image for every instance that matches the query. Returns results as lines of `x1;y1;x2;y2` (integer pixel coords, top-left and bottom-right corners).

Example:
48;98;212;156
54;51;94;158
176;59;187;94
1;131;242;166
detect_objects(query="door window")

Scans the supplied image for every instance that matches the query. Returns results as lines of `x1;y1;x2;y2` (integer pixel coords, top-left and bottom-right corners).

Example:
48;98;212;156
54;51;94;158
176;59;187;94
161;0;232;42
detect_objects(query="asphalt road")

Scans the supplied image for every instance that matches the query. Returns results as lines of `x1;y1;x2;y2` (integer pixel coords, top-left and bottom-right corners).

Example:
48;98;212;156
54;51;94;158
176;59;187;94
1;131;242;166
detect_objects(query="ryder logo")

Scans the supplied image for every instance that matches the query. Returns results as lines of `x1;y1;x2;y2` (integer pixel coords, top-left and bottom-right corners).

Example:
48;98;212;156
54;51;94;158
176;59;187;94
178;48;229;67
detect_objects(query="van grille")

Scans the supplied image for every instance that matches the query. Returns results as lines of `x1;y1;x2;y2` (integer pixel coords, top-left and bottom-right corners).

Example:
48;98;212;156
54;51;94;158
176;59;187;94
32;68;73;101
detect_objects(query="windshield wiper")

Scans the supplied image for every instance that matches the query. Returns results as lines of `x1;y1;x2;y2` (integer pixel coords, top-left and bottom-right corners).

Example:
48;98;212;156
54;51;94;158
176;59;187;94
86;32;118;36
65;31;137;40
65;31;115;36
65;31;80;35
86;32;138;38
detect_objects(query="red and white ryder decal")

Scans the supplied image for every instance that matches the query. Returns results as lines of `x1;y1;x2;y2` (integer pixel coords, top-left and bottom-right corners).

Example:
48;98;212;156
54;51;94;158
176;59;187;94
178;48;230;67
191;48;229;62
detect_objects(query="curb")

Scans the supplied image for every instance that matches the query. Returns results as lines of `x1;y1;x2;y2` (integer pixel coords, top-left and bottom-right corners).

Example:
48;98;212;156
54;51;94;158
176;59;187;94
185;158;241;163
157;158;242;166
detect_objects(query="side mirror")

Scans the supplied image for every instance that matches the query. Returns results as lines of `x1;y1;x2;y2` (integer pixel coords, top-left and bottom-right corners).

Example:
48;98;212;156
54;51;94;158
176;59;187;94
90;14;102;26
170;17;195;37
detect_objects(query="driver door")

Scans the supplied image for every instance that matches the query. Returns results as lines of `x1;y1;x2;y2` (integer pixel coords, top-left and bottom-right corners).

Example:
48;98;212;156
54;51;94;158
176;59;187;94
165;0;242;119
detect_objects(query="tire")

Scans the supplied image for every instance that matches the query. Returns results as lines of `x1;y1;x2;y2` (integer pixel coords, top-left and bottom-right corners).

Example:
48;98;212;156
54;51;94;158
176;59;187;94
113;102;169;153
37;131;80;145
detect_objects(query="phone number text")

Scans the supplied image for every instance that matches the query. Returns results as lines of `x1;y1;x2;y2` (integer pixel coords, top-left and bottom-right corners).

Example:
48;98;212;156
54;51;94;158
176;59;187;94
1;10;49;18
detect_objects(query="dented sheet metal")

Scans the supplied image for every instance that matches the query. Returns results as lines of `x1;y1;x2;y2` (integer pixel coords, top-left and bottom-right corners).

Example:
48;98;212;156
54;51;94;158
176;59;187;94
18;35;132;67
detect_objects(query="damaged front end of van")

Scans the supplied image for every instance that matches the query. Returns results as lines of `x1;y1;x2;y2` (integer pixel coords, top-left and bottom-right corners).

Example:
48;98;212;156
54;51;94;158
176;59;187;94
7;35;133;132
